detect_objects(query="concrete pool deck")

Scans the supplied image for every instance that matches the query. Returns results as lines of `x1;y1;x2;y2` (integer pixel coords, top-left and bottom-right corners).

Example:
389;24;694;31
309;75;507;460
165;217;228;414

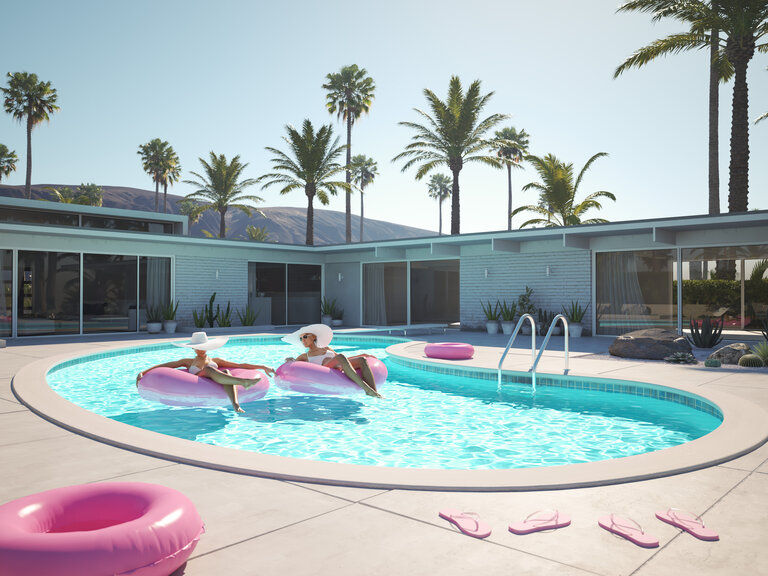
2;330;768;575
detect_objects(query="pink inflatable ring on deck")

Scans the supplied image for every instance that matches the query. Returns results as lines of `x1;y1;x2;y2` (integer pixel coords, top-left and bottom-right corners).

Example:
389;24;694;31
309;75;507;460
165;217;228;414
137;366;269;407
0;482;204;576
424;342;475;360
274;357;388;395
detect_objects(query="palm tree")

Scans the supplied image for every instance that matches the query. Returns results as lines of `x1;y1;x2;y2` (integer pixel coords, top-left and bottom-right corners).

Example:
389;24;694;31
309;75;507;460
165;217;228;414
183;152;263;238
394;76;507;235
427;173;452;235
348;154;378;241
258;120;348;246
137;139;172;212
616;1;768;213
493;126;530;230
511;153;616;228
245;225;270;242
323;65;375;243
0;144;18;183
177;197;205;236
159;146;181;214
1;72;59;199
45;183;103;206
615;0;732;215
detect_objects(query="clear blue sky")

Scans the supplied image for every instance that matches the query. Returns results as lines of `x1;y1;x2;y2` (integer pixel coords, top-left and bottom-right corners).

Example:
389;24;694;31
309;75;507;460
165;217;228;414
2;0;767;234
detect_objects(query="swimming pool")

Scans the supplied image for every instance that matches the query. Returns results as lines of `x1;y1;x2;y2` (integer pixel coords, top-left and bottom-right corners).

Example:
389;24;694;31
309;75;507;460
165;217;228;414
45;336;722;471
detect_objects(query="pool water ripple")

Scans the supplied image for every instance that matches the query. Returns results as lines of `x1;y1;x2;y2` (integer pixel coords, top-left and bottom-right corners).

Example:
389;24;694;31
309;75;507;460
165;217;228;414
45;338;722;470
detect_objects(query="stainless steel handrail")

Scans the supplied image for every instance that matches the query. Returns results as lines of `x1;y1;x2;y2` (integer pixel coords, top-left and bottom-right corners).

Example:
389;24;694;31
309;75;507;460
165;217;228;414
530;314;570;392
497;313;536;388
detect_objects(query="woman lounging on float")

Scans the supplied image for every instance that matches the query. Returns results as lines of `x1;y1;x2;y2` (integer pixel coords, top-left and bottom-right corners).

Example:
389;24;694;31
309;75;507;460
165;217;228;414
136;332;275;413
283;324;382;398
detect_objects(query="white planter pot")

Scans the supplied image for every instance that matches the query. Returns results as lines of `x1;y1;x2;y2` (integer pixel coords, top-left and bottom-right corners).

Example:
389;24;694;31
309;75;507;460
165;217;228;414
321;315;333;327
501;321;515;335
163;320;178;334
486;320;499;334
146;322;162;334
569;323;583;338
331;319;343;327
520;324;532;336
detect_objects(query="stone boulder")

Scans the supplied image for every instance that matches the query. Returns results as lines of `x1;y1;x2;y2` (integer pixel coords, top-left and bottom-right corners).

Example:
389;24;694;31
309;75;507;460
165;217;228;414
708;343;750;365
609;329;692;360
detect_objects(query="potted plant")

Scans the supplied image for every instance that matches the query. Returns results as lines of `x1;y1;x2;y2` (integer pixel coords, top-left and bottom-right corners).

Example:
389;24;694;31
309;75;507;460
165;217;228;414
320;297;335;327
499;300;517;335
538;308;560;336
562;300;589;337
481;300;501;334
331;305;344;327
146;305;163;334
516;286;536;335
162;300;179;334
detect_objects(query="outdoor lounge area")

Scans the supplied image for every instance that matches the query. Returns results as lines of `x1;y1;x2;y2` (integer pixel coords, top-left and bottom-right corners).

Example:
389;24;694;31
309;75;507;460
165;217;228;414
2;329;767;575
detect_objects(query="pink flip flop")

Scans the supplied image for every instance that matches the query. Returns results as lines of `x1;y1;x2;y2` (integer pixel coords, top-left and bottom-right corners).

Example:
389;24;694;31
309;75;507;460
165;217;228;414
509;509;571;535
656;508;719;541
438;509;492;539
598;514;659;548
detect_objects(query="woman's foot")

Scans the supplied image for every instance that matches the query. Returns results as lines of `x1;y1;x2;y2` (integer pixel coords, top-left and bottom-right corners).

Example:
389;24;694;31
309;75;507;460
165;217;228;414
242;376;262;389
233;402;245;413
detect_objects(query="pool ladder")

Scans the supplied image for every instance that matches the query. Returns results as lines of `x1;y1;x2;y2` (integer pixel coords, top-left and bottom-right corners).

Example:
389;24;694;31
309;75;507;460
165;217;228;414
497;314;570;393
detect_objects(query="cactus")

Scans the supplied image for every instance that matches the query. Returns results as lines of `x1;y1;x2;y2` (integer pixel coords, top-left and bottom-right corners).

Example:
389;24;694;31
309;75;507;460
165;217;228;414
704;358;721;368
738;354;765;368
686;316;724;349
664;352;697;364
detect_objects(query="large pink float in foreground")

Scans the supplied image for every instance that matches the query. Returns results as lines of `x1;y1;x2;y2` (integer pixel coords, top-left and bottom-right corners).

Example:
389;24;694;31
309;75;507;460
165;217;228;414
0;482;204;576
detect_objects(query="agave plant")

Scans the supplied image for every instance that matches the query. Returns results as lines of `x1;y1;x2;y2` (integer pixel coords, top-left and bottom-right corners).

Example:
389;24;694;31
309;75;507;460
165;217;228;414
664;352;697;365
686;317;724;349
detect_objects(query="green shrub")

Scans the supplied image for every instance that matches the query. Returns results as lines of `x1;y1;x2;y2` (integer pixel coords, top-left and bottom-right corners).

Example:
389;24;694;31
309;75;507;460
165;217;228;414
481;300;501;321
204;293;217;327
499;300;517;322
686;316;724;349
146;305;163;323
217;301;232;327
237;306;258;326
664;352;697;364
192;309;206;328
562;300;588;323
162;300;179;321
704;358;721;368
738;354;765;368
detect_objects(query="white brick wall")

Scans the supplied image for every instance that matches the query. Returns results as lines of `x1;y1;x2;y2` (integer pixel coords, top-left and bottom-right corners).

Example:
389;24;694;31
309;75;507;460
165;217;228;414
460;251;591;330
175;256;248;329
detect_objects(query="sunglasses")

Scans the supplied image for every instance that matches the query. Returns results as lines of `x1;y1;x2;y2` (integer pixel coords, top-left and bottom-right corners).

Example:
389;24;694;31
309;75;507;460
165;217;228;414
300;334;312;340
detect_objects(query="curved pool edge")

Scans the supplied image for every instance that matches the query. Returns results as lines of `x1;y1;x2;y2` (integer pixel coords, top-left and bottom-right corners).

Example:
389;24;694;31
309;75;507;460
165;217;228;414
12;339;768;492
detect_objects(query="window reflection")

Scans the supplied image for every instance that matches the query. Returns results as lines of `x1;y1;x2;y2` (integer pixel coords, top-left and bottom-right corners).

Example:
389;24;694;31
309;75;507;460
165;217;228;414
17;251;80;336
1;250;12;337
83;255;138;333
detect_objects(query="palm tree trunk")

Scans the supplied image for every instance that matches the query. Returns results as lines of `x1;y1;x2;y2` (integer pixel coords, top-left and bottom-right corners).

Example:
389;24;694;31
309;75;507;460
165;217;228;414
345;116;352;243
507;164;513;230
360;183;365;242
449;157;462;235
726;36;754;213
306;190;314;246
438;199;443;236
219;207;227;238
163;182;168;214
708;27;719;215
154;180;159;213
25;114;32;199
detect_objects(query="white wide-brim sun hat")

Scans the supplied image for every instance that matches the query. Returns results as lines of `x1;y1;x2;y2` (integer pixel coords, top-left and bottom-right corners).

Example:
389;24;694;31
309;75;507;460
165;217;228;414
282;324;334;348
173;331;228;351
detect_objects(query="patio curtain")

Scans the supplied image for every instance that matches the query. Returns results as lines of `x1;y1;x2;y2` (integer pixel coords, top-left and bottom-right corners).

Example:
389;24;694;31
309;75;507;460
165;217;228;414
363;264;387;325
146;257;170;309
596;252;648;335
0;251;8;316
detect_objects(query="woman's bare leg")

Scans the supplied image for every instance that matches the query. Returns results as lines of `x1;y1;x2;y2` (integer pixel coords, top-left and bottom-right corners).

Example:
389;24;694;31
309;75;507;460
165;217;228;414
350;357;377;392
335;355;381;398
201;367;258;412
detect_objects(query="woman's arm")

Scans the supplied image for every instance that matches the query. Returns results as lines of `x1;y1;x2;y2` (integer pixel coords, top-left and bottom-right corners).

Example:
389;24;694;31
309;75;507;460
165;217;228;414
136;358;189;383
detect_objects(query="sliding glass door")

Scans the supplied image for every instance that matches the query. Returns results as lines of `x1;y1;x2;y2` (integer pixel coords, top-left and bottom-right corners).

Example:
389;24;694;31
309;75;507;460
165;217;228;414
248;262;321;325
17;251;80;336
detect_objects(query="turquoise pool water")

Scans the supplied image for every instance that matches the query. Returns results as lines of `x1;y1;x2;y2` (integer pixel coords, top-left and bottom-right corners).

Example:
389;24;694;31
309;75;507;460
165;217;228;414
46;336;722;470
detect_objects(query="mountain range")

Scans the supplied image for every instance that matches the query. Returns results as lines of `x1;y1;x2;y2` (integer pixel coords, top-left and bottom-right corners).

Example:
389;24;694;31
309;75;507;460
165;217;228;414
0;185;435;245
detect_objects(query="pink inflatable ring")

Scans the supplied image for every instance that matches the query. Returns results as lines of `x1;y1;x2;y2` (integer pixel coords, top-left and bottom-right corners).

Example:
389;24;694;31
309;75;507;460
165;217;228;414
424;342;475;360
138;367;269;407
274;357;388;395
0;482;204;576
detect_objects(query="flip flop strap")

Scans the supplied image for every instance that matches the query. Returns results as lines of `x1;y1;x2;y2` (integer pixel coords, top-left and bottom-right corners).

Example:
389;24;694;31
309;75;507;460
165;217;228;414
452;512;480;531
524;509;559;525
667;507;705;529
610;514;646;535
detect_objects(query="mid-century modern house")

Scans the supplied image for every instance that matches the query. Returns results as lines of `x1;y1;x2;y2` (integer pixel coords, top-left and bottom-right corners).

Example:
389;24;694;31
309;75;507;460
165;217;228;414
1;196;767;339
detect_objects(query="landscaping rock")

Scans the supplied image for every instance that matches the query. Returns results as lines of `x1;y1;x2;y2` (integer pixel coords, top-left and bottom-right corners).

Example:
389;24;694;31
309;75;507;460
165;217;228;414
609;329;691;360
708;343;750;365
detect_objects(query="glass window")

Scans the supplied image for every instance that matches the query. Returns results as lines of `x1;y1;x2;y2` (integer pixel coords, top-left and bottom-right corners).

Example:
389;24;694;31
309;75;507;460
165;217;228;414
17;251;80;336
0;250;11;337
83;255;137;333
363;262;407;325
1;207;78;227
81;216;174;234
139;257;171;331
287;264;321;325
682;245;768;331
410;260;459;324
596;250;676;335
249;263;286;325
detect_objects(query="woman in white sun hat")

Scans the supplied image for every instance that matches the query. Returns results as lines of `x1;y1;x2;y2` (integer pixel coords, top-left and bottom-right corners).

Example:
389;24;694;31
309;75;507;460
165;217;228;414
136;332;275;412
283;324;382;398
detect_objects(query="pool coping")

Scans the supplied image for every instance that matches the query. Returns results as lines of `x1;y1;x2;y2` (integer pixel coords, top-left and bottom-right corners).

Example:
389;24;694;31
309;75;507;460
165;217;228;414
12;337;768;492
